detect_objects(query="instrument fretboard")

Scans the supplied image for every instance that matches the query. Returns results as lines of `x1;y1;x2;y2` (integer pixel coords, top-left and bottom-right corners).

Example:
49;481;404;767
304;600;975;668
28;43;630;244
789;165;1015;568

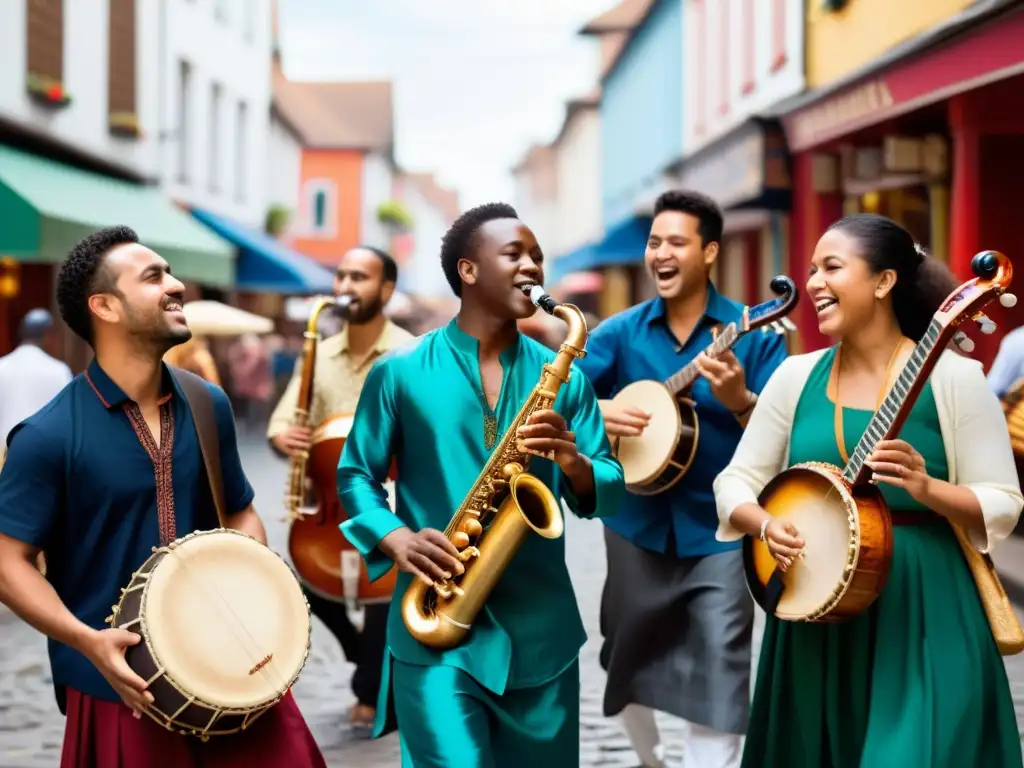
841;318;944;485
665;323;740;395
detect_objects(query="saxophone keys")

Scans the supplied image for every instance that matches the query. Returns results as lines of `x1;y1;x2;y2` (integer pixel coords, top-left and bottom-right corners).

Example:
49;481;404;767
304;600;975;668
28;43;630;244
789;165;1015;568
452;531;471;549
502;463;524;478
434;582;453;599
461;519;483;537
457;546;480;563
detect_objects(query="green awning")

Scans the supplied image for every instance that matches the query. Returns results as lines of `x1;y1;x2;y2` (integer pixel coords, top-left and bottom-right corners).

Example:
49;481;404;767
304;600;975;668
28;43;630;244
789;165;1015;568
0;144;235;286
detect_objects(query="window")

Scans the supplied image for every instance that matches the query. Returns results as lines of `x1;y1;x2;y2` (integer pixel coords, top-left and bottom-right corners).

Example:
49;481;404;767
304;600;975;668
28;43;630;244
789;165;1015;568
235;101;247;201
26;0;66;105
304;180;336;237
314;192;327;227
208;82;221;192
177;60;192;183
108;0;138;135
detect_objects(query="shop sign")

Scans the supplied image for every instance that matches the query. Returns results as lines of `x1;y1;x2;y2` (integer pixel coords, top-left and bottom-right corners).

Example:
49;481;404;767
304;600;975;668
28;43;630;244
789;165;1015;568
679;121;791;210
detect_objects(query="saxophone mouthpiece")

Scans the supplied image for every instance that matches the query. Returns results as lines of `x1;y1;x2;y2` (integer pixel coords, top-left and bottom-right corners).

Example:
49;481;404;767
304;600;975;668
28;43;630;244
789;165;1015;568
334;295;354;314
519;283;559;315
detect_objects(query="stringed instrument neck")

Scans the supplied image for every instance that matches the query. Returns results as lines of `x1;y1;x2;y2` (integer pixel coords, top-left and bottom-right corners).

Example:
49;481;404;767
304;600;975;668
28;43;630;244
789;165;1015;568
842;318;945;486
664;323;741;395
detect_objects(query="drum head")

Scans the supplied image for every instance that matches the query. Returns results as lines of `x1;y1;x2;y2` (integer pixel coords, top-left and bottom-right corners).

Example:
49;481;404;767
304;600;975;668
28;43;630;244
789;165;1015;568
145;531;310;710
612;381;681;485
767;474;857;620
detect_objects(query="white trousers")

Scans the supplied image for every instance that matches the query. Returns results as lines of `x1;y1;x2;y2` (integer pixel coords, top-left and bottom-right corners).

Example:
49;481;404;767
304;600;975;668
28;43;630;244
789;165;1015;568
621;704;742;768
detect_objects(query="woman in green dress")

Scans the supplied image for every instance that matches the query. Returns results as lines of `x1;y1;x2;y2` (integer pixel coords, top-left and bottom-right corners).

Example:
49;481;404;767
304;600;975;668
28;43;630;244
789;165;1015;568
713;214;1024;767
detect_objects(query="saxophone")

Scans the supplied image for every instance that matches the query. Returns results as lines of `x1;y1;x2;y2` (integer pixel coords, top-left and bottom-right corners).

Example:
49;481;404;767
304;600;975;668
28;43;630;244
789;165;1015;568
284;294;351;521
401;284;589;649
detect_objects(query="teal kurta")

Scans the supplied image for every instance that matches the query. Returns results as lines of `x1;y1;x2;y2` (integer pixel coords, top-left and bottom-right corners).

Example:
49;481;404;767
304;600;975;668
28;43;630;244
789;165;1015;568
337;318;625;763
744;347;1022;768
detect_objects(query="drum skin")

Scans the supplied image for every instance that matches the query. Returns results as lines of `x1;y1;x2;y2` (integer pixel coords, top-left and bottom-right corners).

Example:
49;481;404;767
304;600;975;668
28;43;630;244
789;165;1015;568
289;417;398;605
742;462;893;623
109;529;311;739
610;380;699;496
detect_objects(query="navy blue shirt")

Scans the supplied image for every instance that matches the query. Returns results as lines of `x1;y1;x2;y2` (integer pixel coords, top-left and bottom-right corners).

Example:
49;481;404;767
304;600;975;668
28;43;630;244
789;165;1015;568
576;283;788;557
0;360;255;704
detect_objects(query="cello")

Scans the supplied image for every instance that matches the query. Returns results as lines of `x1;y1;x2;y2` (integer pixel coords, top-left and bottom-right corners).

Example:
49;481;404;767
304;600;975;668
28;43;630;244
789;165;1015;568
284;296;398;610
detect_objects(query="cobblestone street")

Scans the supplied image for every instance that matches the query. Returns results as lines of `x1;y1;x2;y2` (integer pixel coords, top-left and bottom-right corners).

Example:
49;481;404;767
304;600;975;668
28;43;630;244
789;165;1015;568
3;435;1024;766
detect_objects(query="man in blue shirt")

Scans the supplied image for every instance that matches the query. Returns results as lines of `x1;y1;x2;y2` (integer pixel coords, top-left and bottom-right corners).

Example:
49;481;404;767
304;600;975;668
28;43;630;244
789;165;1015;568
576;191;788;768
0;227;325;767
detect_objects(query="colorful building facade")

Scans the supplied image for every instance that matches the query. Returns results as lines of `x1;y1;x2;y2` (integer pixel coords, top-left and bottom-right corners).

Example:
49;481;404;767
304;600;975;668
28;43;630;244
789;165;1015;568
780;0;1024;364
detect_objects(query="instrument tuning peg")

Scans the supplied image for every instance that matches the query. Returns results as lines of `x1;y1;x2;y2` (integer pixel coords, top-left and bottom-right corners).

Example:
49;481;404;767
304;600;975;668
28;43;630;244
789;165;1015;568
780;317;797;332
1000;292;1018;308
953;331;975;353
976;313;997;334
769;321;784;334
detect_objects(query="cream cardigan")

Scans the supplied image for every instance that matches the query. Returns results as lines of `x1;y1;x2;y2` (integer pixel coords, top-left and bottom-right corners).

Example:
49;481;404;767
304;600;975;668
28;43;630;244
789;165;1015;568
714;347;1024;553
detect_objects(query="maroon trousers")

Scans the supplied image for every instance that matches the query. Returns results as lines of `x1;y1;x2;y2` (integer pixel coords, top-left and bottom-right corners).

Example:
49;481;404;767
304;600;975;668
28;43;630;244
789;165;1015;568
60;689;327;767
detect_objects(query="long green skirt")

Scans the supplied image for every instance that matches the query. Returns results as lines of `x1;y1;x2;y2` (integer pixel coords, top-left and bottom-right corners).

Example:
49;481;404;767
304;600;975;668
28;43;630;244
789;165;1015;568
743;522;1022;767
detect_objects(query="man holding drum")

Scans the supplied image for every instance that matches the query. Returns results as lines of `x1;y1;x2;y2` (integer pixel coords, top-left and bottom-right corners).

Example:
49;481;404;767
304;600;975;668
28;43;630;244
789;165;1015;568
575;190;788;768
0;227;325;767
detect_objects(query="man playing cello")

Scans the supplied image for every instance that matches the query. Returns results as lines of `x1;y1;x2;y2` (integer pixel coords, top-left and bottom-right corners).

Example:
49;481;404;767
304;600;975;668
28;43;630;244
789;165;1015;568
267;244;413;729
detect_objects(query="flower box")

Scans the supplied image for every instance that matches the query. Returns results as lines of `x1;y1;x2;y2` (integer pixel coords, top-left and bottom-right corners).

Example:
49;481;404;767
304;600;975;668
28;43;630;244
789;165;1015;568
109;111;143;139
26;72;71;108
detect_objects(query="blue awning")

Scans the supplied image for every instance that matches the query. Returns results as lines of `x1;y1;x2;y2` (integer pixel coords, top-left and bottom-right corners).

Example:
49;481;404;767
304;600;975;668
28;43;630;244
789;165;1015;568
190;207;334;294
550;215;652;282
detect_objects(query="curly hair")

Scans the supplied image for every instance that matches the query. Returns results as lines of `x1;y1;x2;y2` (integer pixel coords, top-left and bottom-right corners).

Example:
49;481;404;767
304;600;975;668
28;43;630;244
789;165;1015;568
439;202;518;296
653;189;724;248
57;226;139;344
826;214;958;342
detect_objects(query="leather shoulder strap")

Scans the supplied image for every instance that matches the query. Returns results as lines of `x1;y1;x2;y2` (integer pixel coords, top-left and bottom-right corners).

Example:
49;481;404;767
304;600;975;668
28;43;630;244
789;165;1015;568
170;366;227;528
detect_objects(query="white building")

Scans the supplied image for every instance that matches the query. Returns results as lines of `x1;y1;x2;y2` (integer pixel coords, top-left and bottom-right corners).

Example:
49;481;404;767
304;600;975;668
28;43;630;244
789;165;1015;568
551;94;603;262
0;0;161;179
266;100;303;237
678;0;805;307
392;172;460;300
0;0;274;228
158;0;273;228
511;144;559;257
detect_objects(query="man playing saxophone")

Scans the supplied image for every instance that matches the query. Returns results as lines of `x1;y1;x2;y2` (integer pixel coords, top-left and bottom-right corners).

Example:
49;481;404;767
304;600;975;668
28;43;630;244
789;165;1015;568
267;245;413;729
337;202;625;767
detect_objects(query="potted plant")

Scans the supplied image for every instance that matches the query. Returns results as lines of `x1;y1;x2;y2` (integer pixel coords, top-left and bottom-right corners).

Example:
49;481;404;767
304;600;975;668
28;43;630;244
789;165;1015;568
376;199;415;233
264;205;292;237
26;72;71;108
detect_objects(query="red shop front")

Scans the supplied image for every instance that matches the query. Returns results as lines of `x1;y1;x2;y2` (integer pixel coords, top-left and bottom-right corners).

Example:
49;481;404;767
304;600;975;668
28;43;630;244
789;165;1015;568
780;4;1024;368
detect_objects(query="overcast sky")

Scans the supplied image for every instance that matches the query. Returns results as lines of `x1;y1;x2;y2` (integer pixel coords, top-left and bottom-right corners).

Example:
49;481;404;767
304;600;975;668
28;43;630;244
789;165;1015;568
278;0;615;210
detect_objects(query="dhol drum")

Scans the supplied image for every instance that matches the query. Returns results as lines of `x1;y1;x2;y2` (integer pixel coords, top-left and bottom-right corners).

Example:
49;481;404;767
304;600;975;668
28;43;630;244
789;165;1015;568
288;412;398;610
108;529;311;739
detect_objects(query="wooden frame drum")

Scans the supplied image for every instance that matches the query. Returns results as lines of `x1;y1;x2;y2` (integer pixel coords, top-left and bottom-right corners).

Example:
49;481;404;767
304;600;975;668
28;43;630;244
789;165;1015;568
109;529;312;739
743;463;893;622
611;380;699;496
289;412;398;607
